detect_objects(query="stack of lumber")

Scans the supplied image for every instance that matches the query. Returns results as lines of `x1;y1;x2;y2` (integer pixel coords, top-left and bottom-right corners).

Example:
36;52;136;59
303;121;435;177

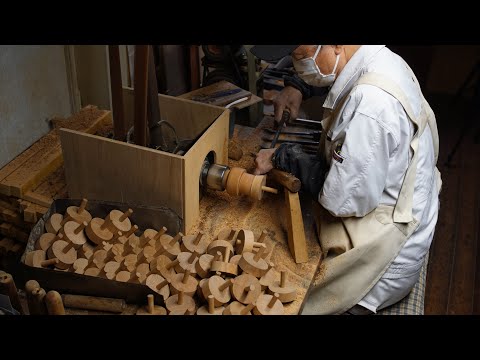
0;106;112;269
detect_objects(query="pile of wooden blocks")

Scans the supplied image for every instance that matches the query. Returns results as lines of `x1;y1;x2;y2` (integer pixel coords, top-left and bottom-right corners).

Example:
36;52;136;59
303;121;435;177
0;106;112;270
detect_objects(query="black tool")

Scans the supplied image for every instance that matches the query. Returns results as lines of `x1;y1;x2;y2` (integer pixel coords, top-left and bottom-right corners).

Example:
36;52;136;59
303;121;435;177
263;136;319;146
270;110;291;148
264;128;321;141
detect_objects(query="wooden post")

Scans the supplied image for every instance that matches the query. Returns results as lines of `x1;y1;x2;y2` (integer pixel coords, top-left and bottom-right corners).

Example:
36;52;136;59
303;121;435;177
108;45;127;141
284;188;308;264
134;45;149;147
147;45;161;131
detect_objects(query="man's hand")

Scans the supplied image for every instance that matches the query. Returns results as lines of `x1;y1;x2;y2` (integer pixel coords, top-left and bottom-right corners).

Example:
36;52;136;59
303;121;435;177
273;86;302;126
253;148;276;175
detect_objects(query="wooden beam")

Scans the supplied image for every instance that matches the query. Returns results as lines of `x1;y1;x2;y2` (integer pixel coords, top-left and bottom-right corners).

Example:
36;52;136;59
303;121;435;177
108;45;127;141
133;45;149;147
284;188;308;264
189;45;200;91
147;45;161;130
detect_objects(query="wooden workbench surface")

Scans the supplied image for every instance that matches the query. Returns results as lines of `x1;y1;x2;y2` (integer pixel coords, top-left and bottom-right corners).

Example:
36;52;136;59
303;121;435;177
189;116;323;315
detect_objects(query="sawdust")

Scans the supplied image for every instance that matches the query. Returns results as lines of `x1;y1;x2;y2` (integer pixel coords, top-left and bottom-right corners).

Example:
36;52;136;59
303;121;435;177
51;105;107;133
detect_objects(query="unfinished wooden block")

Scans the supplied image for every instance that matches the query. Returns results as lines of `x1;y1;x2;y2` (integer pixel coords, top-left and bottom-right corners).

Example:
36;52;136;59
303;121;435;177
83;267;101;277
47;240;77;269
197;295;224;315
231;274;261;305
65;198;92;224
165;291;195;315
72;257;94;274
170;270;198;297
25;250;59;268
238;245;269;278
35;232;63;251
102;260;122;280
106;208;133;234
202;275;232;306
146;274;170;300
86;217;114;245
92;248;115;269
253;293;284;315
267;270;297;303
136;294;167;315
180;231;208;255
223;301;255;315
175;251;199;275
116;271;137;283
45;213;63;234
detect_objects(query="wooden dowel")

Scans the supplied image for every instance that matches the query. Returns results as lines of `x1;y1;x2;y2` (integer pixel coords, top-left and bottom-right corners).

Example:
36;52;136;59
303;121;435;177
166;258;179;270
268;293;279;308
125;225;138;239
253;244;266;262
74;221;88;235
188;251;197;264
194;231;204;245
45;291;65;315
41;258;59;267
223;247;230;263
169;232;183;247
78;198;88;214
208;295;215;314
280;271;286;288
154;227;167;241
119;209;133;222
178;291;184;305
63;242;75;254
182;270;191;284
219;279;231;291
60;215;73;226
257;230;267;243
241;302;256;315
147;294;154;314
262;186;278;194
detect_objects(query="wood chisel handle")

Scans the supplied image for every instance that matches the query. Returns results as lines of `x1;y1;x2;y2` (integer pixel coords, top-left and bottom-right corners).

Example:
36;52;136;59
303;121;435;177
268;169;301;193
62;294;126;313
270;109;291;149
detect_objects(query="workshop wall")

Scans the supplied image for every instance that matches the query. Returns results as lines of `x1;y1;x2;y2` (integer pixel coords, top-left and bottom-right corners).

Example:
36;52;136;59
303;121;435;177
0;45;72;169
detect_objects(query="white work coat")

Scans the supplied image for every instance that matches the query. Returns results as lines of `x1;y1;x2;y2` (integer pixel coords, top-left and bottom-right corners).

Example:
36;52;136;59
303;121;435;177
318;45;440;312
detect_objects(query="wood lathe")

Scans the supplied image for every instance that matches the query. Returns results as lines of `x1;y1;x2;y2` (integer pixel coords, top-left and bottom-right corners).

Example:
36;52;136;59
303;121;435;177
199;159;278;200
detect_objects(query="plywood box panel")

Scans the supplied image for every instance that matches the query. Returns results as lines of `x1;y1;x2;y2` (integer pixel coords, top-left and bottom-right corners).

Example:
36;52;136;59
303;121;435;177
60;90;230;233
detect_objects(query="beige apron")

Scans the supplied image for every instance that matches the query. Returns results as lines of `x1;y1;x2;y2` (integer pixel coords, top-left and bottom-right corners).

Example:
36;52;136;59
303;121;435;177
301;72;441;315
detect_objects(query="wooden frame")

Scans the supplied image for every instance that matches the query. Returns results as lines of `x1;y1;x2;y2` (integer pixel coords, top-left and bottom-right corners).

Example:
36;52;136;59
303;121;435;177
60;87;230;234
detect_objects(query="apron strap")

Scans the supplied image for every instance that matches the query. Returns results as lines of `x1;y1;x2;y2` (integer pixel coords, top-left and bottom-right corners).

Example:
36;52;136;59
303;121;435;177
354;72;430;223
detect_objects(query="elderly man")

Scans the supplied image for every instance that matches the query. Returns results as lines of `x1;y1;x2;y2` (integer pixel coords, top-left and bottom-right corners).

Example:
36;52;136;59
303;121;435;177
250;45;442;315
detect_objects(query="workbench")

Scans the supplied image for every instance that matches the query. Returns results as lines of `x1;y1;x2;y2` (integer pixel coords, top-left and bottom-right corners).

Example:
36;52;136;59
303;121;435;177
12;115;322;315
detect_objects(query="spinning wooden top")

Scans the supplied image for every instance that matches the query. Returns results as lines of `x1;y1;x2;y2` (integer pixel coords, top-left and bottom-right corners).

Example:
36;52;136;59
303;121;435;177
77;241;95;260
61;221;88;247
181;231;208;255
210;248;238;276
65;198;92;224
235;229;266;255
72;257;93;274
195;253;215;279
202;275;232;306
158;232;183;260
238;245;269;278
36;233;63;251
165;291;195;315
45;213;63;234
225;168;278;200
170;270;198;297
197;295;224;315
268;270;297;303
146;274;170;300
175;251;199;275
146;226;167;248
118;225;139;245
207;240;234;259
150;255;178;281
135;263;151;284
231;274;261;305
223;301;255;315
25;250;59;268
136;294;167;315
259;262;278;291
47;240;77;269
106;208;133;233
86;217;114;245
216;228;238;246
253;293;284;315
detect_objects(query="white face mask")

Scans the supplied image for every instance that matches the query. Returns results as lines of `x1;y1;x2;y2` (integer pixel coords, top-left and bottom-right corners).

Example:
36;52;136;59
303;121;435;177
293;45;340;88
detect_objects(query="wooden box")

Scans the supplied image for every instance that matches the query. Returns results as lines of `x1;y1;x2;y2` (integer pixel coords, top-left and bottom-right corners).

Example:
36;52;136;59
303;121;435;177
59;88;230;234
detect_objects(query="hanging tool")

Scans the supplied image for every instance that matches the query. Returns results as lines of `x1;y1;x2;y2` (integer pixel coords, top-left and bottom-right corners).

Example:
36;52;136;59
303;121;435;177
270;109;291;148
